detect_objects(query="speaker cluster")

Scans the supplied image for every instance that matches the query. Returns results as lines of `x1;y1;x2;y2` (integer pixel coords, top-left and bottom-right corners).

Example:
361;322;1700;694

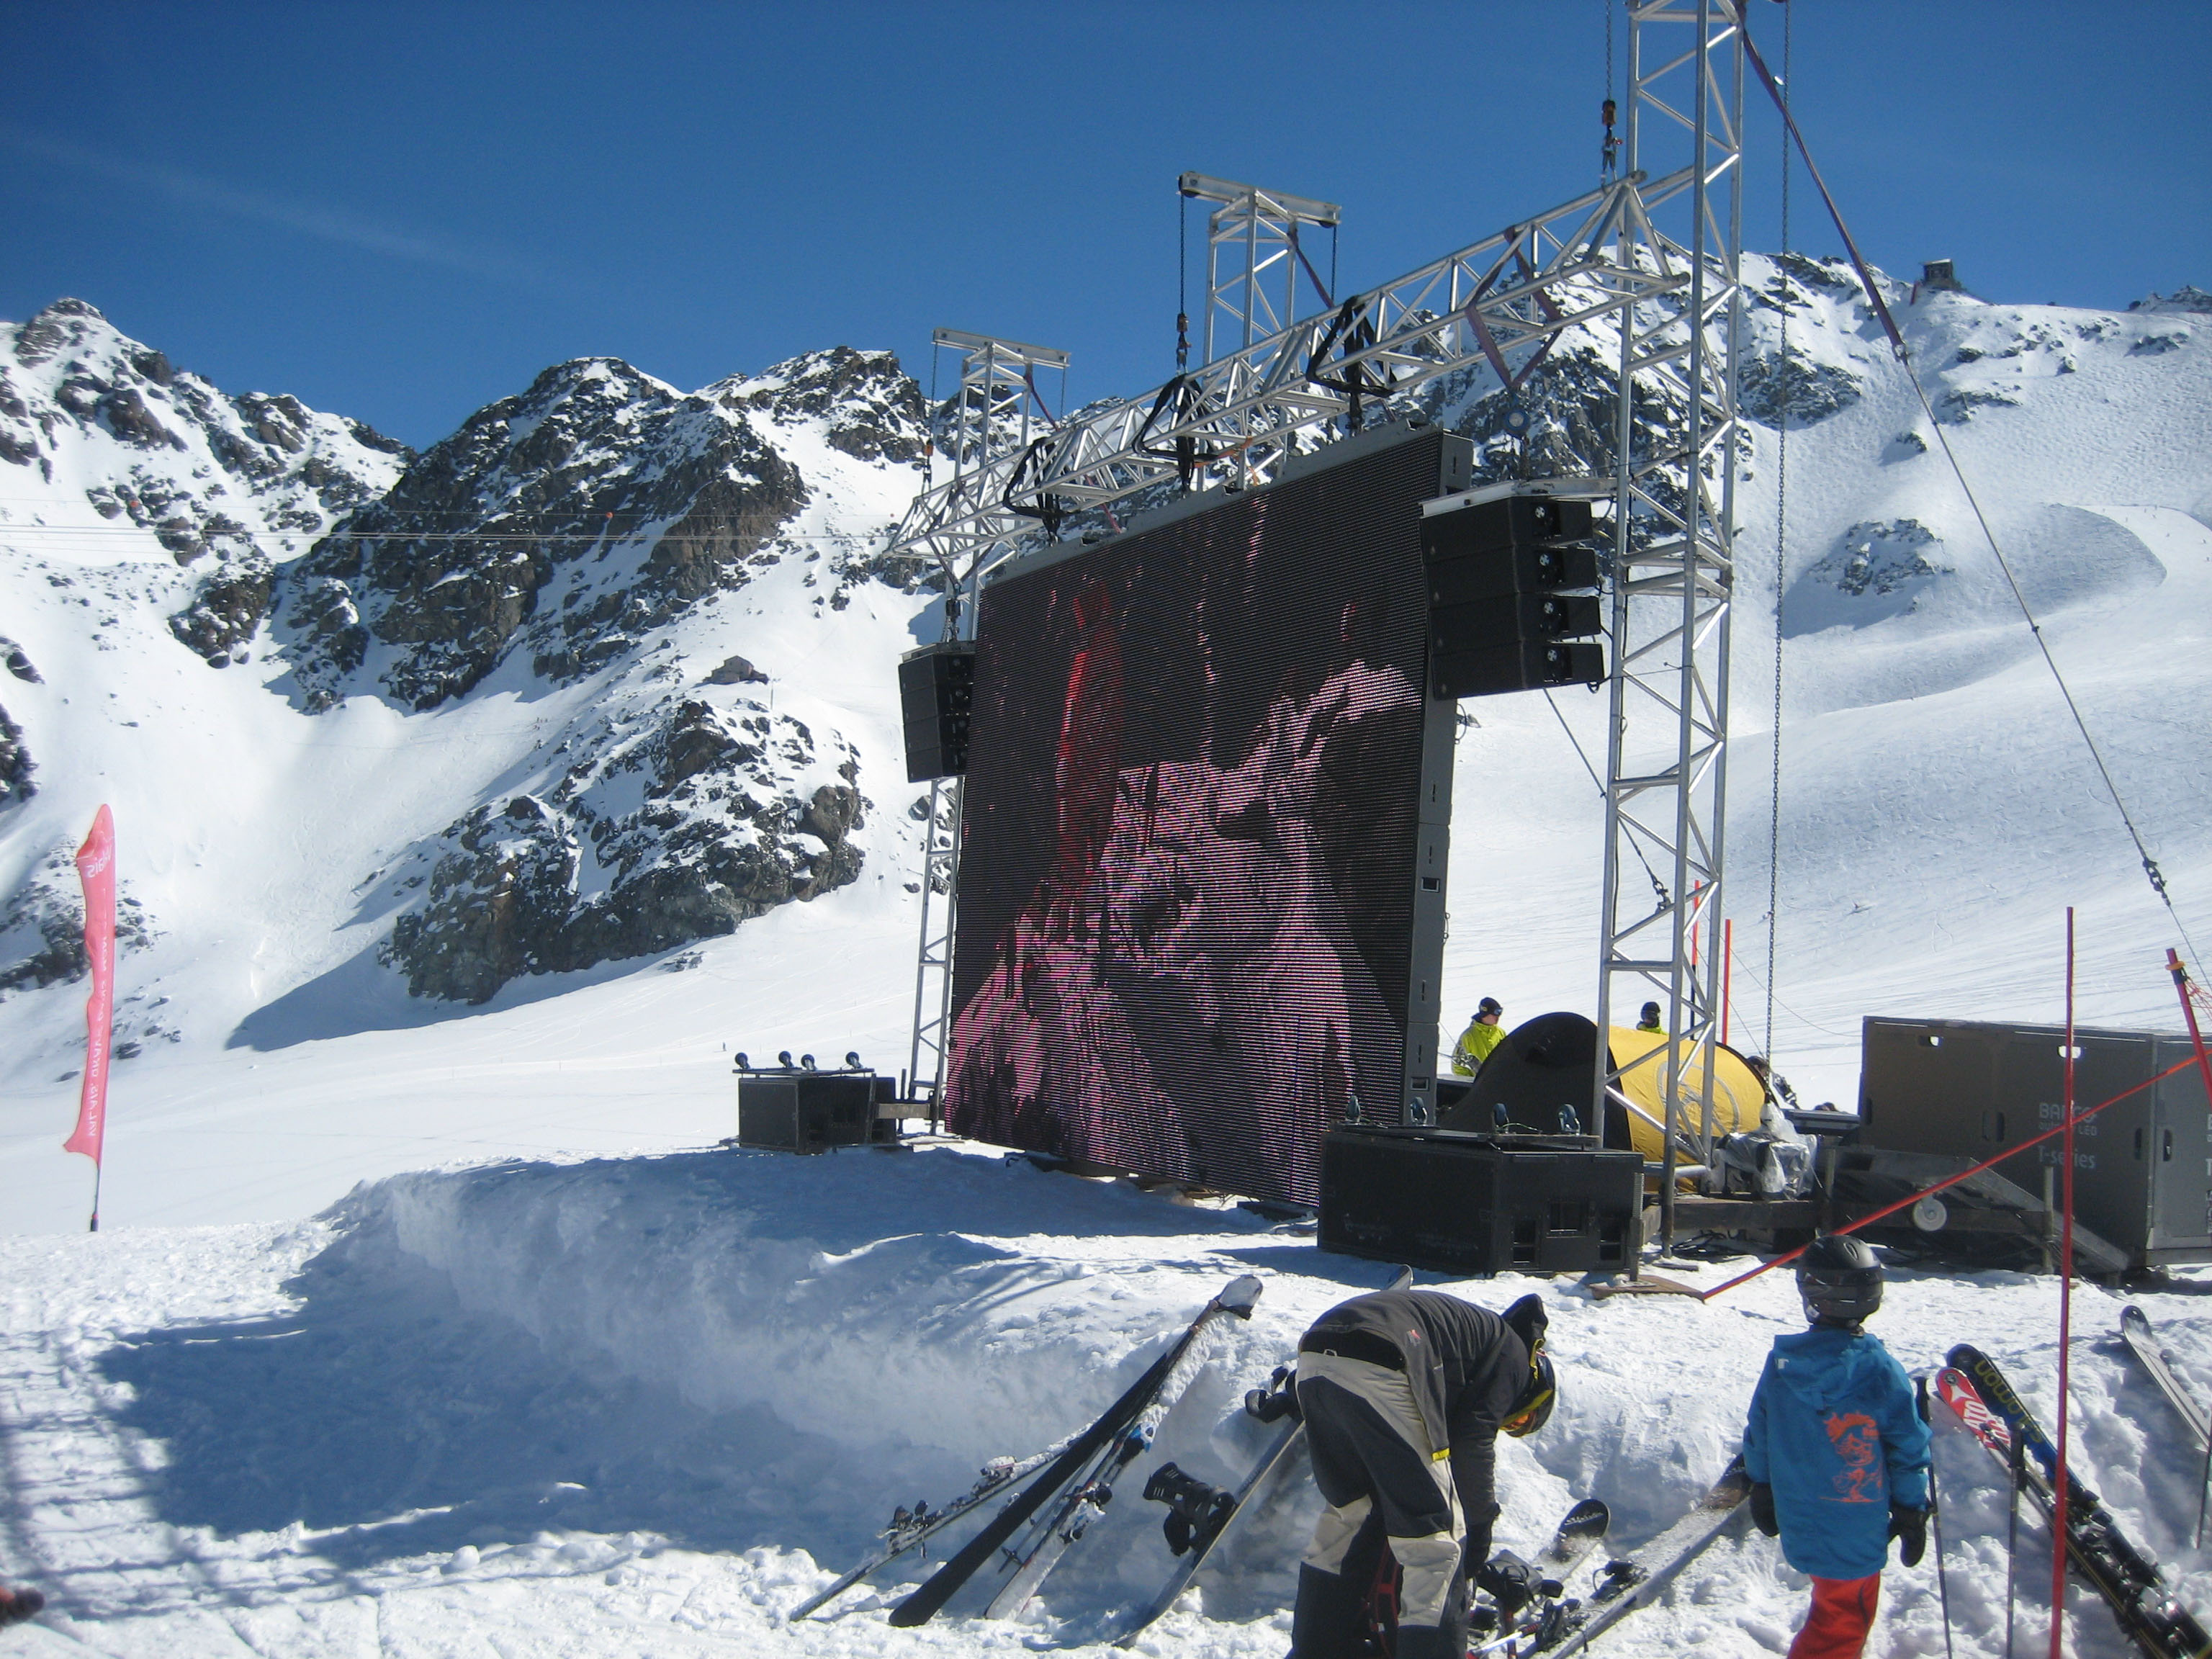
1419;491;1605;698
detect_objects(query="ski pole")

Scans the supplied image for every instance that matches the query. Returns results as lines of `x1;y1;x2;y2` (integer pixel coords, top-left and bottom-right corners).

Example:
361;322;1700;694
1918;1377;1956;1659
2199;1427;2211;1551
2005;1429;2023;1659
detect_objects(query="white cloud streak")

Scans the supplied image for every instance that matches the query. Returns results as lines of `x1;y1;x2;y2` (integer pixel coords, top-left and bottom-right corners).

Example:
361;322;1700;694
5;127;547;284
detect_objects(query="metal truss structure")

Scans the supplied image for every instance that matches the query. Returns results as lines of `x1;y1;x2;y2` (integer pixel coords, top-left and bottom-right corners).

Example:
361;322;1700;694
1179;172;1341;364
930;327;1069;475
1597;0;1743;1247
904;329;1069;1118
894;4;1749;1227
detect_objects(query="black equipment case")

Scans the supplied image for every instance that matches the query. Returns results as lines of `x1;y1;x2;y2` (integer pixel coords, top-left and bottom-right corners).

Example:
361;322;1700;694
737;1071;896;1154
1319;1124;1643;1277
1860;1016;2212;1269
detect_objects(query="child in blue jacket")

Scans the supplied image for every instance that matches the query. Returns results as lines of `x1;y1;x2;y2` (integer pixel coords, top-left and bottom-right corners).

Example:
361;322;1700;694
1743;1236;1930;1659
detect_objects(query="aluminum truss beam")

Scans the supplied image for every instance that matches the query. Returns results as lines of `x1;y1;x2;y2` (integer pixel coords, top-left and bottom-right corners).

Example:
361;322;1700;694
932;327;1069;475
889;174;1683;598
905;330;1069;1118
1178;172;1341;364
1596;0;1745;1249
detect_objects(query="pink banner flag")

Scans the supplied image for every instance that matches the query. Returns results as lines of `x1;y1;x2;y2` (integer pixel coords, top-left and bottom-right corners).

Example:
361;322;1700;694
65;805;116;1170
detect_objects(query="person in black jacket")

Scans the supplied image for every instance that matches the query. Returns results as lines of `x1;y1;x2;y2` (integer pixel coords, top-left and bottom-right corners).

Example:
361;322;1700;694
1290;1288;1555;1659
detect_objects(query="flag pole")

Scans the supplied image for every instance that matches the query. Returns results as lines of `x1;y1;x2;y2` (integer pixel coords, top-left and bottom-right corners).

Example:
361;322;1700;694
65;805;117;1233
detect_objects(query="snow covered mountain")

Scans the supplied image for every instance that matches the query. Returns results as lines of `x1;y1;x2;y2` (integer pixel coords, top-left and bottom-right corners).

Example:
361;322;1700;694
0;305;935;1084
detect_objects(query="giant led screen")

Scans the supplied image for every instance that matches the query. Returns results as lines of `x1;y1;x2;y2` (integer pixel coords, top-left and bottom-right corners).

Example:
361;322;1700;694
944;429;1458;1205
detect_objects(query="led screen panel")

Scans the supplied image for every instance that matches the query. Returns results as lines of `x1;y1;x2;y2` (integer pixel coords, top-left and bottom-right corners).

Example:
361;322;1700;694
944;428;1463;1205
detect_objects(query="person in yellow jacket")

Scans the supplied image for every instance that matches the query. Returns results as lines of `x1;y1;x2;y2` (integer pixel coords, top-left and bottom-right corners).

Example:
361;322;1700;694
1450;998;1506;1076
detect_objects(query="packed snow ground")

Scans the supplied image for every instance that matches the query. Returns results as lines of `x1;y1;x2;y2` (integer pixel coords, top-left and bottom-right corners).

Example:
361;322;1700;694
3;1147;2209;1658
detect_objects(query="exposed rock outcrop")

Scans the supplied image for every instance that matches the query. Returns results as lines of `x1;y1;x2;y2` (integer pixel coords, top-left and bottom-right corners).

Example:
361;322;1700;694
379;691;869;1003
0;703;32;806
280;356;828;710
0;848;155;997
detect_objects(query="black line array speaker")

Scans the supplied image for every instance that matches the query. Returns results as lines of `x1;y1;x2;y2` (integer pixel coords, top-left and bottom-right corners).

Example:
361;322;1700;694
1318;1123;1642;1276
899;641;976;782
1419;488;1605;698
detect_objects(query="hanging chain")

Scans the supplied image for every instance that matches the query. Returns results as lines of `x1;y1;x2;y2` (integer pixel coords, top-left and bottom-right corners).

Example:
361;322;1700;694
1601;1;1620;179
1176;192;1190;370
1764;0;1793;1059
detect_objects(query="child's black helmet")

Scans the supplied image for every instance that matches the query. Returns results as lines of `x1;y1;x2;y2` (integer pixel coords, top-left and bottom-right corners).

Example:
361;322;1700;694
1797;1234;1883;1323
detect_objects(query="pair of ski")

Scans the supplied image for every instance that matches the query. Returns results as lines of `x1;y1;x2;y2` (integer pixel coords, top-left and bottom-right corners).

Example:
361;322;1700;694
1105;1264;1417;1645
1935;1341;2212;1659
1453;1459;1748;1658
2121;1304;2212;1548
1464;1496;1611;1656
792;1272;1264;1627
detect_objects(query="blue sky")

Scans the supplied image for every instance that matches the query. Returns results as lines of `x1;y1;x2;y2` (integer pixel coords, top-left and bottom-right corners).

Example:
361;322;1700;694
4;1;2204;449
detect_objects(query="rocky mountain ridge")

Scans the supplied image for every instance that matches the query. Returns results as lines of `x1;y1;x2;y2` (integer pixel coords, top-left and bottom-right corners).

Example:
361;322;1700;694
0;301;930;1037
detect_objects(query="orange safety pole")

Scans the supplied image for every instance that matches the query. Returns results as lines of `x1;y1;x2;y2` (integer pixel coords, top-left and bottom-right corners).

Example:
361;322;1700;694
1696;1051;2203;1302
2170;947;2212;1548
2050;910;2077;1659
1722;920;1732;1048
2170;949;2212;1138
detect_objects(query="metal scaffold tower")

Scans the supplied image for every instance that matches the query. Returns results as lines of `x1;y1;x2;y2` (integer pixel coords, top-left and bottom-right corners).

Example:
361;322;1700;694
1595;0;1744;1246
894;4;1748;1191
904;328;1068;1115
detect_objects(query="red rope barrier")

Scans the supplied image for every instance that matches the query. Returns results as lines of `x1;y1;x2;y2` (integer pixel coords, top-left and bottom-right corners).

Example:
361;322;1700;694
1698;1049;2205;1303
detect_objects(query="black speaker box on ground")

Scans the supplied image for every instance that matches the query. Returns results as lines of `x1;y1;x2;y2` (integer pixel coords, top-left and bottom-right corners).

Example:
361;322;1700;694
1319;1123;1642;1277
899;642;976;782
737;1073;894;1153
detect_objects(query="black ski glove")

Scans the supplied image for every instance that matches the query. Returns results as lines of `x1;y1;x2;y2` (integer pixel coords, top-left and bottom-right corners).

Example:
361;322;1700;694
1748;1482;1779;1538
1888;1503;1929;1567
1245;1364;1301;1424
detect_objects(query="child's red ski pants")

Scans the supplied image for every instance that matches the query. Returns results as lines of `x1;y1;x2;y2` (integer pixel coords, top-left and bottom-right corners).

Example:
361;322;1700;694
1787;1573;1881;1659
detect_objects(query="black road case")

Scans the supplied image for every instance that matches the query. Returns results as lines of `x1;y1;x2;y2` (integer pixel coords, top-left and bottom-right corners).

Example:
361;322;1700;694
1319;1124;1642;1277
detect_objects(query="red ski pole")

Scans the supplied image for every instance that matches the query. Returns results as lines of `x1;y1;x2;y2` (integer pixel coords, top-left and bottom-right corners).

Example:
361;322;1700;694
2049;909;2077;1659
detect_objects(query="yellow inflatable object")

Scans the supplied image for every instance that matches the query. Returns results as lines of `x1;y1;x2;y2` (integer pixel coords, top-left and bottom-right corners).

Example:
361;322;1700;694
1606;1027;1765;1162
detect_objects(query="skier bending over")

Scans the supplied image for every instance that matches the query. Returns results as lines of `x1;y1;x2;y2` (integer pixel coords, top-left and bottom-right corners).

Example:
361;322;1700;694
1743;1236;1931;1659
1288;1287;1554;1659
